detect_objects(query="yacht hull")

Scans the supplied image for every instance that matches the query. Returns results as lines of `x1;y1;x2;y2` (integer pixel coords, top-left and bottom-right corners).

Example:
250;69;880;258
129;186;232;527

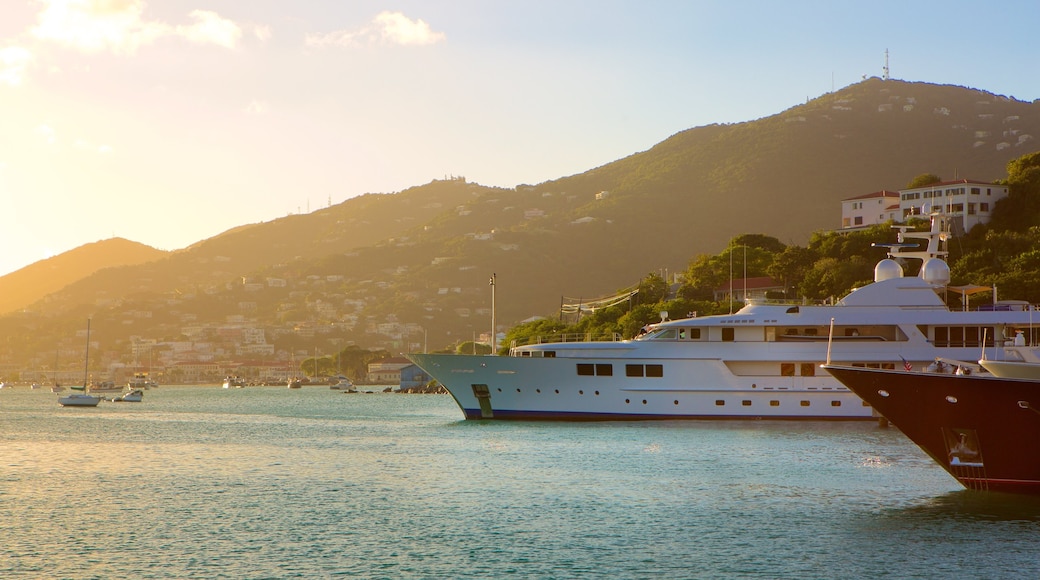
824;365;1040;494
408;353;876;421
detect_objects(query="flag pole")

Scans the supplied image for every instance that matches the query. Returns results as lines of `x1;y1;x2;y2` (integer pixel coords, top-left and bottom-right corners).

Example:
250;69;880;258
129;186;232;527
490;273;497;355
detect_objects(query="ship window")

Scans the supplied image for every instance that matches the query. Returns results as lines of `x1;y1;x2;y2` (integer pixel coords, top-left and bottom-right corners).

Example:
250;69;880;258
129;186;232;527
577;364;594;376
689;328;702;339
674;400;679;405
831;401;841;407
800;363;815;377
642;400;647;405
742;400;752;406
781;363;795;376
678;329;685;340
578;390;583;395
595;364;612;376
722;328;735;341
656;329;677;340
804;328;818;336
626;364;644;377
715;400;725;406
544;351;556;358
934;326;948;347
646;364;663;377
770;400;779;406
800;400;810;407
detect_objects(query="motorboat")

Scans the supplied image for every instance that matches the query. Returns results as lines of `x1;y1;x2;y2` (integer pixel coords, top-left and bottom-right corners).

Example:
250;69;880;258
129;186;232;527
823;363;1040;494
88;380;123;393
128;372;159;389
112;389;144;402
979;331;1040;379
408;215;1040;420
329;376;356;391
287;377;303;389
222;376;246;389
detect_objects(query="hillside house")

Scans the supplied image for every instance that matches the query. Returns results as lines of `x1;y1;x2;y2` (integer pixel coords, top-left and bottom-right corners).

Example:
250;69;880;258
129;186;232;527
367;356;412;384
841;191;901;228
897;179;1008;233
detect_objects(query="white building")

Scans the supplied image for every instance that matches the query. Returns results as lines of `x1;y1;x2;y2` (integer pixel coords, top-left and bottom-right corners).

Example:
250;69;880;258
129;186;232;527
841;190;901;229
841;180;1008;233
897;179;1008;233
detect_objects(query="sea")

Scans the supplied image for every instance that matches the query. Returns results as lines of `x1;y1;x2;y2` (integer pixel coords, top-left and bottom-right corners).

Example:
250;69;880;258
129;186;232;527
3;386;1040;579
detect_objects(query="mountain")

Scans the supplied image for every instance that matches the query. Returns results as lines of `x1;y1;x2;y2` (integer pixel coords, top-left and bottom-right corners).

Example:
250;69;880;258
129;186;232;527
0;238;167;314
2;78;1039;378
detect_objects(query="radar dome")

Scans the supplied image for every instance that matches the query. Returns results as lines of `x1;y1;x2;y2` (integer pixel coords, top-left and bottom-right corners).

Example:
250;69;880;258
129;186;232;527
921;258;951;286
874;259;903;282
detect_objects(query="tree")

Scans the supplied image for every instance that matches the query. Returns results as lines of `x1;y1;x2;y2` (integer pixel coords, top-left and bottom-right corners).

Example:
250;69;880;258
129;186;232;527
906;173;942;188
635;272;669;305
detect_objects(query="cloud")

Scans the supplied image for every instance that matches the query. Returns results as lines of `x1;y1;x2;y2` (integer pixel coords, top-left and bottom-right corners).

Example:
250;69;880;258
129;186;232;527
306;11;445;48
35;124;56;145
0;46;33;86
30;0;246;54
74;137;113;154
176;10;242;49
243;100;269;115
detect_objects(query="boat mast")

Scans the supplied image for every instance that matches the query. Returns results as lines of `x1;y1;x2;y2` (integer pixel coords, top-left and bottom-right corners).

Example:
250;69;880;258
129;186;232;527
83;318;91;389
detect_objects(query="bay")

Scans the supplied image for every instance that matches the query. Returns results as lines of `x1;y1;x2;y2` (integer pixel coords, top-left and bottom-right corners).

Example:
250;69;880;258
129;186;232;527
2;386;1040;578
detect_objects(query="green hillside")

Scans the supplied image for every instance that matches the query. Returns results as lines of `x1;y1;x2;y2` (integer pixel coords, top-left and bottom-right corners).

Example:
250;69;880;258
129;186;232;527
2;78;1040;379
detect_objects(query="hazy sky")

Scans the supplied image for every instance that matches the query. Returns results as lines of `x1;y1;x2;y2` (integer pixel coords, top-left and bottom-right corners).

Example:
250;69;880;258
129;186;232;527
2;1;1039;276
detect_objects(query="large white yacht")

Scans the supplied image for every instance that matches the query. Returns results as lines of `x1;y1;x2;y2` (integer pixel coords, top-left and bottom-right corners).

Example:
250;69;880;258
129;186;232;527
408;215;1040;420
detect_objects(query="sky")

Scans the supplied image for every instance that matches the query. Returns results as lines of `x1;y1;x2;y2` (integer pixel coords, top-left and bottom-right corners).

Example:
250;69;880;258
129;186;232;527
2;0;1040;277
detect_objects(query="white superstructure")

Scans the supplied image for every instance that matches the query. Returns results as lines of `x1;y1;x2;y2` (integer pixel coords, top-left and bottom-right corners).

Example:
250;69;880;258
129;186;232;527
408;215;1039;420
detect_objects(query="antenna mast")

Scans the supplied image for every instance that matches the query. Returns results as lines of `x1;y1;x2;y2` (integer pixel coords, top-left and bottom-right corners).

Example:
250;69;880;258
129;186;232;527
883;49;890;80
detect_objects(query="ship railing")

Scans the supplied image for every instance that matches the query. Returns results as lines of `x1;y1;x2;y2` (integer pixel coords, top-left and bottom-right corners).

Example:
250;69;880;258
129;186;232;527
509;332;624;349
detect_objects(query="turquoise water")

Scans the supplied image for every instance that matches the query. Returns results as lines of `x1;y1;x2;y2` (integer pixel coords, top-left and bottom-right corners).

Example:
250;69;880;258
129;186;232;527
3;386;1040;578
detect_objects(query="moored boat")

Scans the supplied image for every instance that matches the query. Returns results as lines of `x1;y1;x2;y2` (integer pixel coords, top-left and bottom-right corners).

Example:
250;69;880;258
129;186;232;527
408;215;1040;421
128;372;159;389
60;319;101;407
222;376;246;389
59;393;101;407
329;376;355;391
822;364;1040;494
112;389;144;402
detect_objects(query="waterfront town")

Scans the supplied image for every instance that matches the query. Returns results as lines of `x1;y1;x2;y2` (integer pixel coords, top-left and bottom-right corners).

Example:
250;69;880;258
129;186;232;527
0;178;1009;390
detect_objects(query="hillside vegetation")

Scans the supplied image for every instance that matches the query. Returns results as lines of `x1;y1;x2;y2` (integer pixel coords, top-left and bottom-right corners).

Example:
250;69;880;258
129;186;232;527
2;78;1040;375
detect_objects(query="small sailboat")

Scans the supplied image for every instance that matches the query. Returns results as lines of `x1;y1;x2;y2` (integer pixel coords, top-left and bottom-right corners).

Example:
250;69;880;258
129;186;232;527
59;319;101;407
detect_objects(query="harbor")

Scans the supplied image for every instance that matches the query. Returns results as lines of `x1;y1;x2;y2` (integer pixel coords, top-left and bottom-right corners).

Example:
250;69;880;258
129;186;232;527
3;385;1040;578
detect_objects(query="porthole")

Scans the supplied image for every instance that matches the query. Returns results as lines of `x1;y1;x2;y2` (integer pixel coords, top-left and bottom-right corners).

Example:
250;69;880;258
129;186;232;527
642;400;647;405
516;388;521;393
769;400;779;407
536;388;541;393
554;389;559;394
579;390;584;395
673;400;679;405
945;395;958;404
878;390;889;398
715;400;725;406
497;388;502;392
831;401;841;407
742;400;752;406
800;400;810;407
595;391;600;396
625;399;631;404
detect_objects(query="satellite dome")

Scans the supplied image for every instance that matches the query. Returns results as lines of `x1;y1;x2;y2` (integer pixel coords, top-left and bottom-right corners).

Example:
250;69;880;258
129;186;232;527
874;259;903;282
920;258;951;286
